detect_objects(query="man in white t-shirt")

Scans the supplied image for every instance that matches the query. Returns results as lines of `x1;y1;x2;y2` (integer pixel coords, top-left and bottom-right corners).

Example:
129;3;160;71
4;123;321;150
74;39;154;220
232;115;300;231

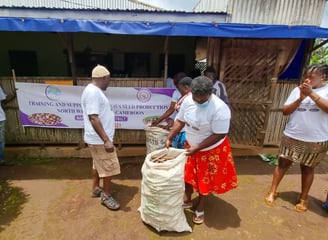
0;85;16;166
81;65;120;210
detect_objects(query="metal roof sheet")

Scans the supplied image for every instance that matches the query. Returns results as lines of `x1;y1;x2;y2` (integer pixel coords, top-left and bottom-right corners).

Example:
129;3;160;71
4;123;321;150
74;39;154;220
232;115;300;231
0;0;228;13
230;0;325;26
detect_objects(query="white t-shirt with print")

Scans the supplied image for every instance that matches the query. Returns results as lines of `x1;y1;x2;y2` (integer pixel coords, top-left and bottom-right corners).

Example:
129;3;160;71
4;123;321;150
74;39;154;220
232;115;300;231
81;83;115;144
177;94;231;151
0;87;7;121
284;84;328;142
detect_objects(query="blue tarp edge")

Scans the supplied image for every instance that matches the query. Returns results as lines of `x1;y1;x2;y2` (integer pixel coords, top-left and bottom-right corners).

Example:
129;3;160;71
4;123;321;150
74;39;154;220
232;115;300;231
1;17;328;38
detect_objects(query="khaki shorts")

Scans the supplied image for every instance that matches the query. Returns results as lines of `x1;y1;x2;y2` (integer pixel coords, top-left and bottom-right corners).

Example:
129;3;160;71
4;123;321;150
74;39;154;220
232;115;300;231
88;144;121;178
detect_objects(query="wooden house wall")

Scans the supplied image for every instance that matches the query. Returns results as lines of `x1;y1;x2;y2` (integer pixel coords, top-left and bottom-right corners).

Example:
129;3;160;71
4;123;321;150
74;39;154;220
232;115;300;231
207;38;304;147
263;81;298;146
1;75;298;148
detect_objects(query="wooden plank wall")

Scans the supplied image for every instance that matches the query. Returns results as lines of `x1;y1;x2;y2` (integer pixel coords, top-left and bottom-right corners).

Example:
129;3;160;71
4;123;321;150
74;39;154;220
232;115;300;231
0;76;298;148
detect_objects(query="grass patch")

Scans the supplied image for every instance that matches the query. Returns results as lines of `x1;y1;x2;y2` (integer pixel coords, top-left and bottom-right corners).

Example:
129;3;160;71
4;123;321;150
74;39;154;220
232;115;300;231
259;153;278;166
0;180;28;231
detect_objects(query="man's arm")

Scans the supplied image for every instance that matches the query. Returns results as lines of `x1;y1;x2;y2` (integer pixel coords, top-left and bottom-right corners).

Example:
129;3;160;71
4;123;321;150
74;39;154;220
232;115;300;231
88;114;114;152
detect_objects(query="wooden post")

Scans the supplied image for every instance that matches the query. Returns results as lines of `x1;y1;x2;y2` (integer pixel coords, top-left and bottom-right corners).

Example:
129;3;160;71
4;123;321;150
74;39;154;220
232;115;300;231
259;77;278;146
163;36;169;86
58;33;77;85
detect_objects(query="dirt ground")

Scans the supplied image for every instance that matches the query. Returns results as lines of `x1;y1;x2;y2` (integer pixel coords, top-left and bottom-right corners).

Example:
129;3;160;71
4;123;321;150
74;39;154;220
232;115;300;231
0;154;327;240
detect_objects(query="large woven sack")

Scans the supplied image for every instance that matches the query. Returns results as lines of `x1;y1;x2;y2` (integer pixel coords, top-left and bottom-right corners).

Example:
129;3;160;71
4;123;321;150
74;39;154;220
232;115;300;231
144;126;170;154
138;148;192;233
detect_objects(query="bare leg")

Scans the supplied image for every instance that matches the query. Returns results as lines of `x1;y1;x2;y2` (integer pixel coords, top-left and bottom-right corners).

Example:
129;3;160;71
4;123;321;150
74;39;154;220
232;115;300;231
184;183;193;203
294;164;313;212
299;164;314;200
102;176;111;196
92;168;100;190
268;157;292;193
265;157;292;205
196;194;205;212
101;176;120;210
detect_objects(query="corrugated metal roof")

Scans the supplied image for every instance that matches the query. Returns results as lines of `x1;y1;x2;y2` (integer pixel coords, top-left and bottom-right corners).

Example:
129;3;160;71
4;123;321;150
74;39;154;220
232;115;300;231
0;0;228;13
230;0;325;26
0;0;158;11
193;0;228;12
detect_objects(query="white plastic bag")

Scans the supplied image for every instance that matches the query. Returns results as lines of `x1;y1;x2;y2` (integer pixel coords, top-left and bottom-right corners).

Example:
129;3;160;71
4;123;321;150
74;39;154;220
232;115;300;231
144;126;169;154
138;148;192;233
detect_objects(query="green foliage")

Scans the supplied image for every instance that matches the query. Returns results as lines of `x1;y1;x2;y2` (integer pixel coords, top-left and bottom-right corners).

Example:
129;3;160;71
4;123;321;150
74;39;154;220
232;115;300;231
0;180;28;231
310;39;328;65
259;153;278;166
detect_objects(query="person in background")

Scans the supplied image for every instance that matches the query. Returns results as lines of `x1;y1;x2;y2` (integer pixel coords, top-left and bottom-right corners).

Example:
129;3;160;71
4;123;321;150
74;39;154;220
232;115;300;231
171;76;192;149
165;74;175;89
204;66;229;105
165;76;238;224
151;72;186;129
264;64;328;213
0;85;16;166
81;64;120;210
189;68;202;79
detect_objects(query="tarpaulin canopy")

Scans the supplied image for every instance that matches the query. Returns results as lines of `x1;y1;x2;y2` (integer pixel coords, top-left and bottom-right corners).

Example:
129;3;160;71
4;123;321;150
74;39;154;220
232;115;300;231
1;16;328;38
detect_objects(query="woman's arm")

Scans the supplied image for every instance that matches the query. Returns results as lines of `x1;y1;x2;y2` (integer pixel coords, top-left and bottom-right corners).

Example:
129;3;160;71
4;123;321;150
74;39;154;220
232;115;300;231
151;101;176;126
299;79;328;113
308;92;328;113
165;119;185;148
186;133;226;156
282;97;303;115
282;85;307;115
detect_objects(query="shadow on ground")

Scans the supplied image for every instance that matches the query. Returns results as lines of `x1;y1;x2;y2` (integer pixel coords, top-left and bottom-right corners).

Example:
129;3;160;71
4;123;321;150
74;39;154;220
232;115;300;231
1;156;328;181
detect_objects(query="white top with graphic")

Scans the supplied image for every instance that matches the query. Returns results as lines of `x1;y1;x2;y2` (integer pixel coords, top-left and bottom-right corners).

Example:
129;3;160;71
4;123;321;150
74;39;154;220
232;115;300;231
177;94;231;151
284;84;328;142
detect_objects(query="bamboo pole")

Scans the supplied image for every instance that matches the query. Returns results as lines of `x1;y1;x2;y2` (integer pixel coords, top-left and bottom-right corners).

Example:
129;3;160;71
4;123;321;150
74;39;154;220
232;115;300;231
12;69;25;134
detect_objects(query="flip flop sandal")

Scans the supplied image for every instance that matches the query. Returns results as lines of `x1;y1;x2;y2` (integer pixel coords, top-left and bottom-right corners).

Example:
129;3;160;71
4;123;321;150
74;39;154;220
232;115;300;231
193;210;205;224
264;191;278;206
294;199;308;213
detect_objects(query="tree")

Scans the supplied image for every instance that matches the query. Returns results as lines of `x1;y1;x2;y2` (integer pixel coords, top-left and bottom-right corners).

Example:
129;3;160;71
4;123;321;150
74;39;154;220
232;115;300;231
310;39;328;65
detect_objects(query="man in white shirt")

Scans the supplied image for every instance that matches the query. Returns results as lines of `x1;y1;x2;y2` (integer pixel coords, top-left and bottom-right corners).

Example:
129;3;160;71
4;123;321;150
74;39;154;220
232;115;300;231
81;65;120;210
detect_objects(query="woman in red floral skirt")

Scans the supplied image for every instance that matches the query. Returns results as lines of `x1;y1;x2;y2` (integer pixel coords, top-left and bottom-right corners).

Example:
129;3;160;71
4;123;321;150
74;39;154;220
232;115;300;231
166;76;238;224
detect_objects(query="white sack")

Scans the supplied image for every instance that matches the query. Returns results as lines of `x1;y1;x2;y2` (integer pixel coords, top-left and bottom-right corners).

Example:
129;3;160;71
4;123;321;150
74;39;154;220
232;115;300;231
144;126;169;154
138;148;192;232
